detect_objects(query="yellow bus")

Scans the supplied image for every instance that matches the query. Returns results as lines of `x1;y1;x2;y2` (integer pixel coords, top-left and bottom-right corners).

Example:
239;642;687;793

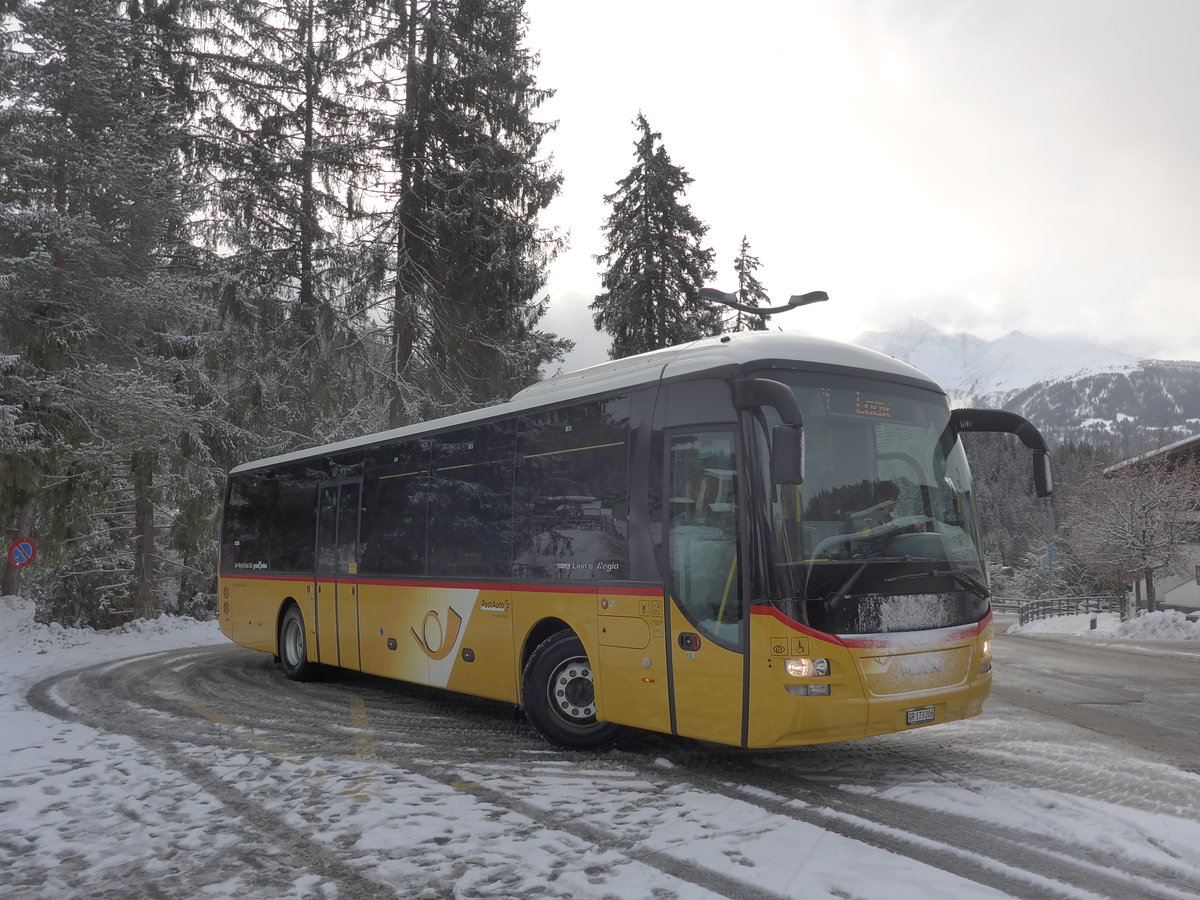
218;331;1051;749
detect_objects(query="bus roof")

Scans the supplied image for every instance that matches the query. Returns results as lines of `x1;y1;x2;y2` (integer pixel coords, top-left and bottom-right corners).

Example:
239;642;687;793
230;330;940;474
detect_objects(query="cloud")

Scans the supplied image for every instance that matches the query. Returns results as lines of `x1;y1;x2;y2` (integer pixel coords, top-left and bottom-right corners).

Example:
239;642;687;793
526;0;1199;365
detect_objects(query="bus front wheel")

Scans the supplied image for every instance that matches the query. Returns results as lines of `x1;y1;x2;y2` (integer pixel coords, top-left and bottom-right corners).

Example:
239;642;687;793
279;605;317;681
522;631;621;750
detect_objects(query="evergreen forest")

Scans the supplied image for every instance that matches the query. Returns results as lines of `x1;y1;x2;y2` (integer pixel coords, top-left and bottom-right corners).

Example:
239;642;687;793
1;0;569;623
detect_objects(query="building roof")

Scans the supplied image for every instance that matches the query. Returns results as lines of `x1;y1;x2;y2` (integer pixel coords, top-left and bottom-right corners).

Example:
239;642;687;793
1104;431;1200;474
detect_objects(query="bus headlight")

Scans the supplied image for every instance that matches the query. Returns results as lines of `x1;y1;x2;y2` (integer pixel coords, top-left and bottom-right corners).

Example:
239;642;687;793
979;639;993;674
785;657;830;678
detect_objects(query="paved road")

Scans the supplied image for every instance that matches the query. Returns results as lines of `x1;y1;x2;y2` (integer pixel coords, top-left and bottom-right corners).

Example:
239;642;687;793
990;626;1200;773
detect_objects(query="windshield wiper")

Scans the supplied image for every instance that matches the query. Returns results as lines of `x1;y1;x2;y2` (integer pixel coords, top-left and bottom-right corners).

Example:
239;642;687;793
825;561;869;611
883;568;990;599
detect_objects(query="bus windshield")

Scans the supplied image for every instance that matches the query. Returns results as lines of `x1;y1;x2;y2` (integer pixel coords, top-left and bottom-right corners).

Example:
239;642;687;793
754;371;988;635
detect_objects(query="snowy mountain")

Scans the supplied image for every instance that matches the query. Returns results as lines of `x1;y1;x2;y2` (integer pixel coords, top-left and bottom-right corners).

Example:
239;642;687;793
1004;359;1200;454
854;317;1140;403
854;318;1200;452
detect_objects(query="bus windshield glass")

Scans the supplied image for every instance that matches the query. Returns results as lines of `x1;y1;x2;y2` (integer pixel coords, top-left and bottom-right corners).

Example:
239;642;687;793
755;371;988;635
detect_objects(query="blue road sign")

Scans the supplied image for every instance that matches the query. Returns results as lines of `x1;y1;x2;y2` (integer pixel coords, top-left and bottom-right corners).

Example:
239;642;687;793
7;538;37;569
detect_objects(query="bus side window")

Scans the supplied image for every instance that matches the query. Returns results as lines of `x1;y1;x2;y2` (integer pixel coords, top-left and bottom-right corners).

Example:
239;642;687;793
360;441;430;577
317;486;339;576
667;432;741;643
221;471;273;572
270;465;317;573
514;397;630;581
426;423;515;578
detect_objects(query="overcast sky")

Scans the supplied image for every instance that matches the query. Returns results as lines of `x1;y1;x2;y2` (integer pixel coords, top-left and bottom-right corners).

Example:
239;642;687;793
522;0;1199;371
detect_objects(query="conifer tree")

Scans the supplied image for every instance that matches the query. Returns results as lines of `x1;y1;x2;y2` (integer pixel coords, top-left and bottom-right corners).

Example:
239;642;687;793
726;235;771;332
591;114;718;359
189;0;380;445
365;0;569;424
0;0;203;616
1;0;573;620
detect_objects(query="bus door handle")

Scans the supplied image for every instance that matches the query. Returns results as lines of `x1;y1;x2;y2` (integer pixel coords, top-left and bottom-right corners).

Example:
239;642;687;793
678;633;702;652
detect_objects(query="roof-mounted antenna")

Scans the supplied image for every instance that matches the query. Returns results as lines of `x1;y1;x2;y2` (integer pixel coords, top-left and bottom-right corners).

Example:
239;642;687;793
699;288;828;316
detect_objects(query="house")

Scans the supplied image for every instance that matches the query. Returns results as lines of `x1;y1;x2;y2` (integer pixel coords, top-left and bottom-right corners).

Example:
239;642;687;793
1104;432;1200;612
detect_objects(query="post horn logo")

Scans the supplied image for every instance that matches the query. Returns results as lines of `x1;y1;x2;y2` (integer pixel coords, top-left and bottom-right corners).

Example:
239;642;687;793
411;606;464;660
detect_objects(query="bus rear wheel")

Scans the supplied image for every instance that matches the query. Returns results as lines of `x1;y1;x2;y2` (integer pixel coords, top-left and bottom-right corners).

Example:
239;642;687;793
522;631;621;750
279;605;317;681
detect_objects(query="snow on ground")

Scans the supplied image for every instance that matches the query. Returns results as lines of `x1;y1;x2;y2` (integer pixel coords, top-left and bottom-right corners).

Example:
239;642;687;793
0;596;231;898
3;594;1200;898
0;594;1012;899
1007;609;1200;640
0;593;227;666
2;594;1011;899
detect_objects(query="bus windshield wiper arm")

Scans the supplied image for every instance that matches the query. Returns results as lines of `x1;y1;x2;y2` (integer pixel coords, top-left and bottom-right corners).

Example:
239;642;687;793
884;568;990;599
826;561;869;611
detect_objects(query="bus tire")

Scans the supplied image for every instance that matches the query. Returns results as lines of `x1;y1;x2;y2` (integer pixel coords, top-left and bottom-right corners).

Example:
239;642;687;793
522;631;621;750
279;605;317;681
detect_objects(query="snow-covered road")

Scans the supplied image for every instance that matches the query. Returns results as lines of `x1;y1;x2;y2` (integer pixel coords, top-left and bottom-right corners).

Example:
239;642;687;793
3;598;1200;899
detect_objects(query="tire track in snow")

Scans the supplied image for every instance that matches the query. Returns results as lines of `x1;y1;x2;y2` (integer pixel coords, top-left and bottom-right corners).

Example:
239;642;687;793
27;644;1200;900
26;647;776;900
26;654;404;900
633;743;1200;900
171;650;788;898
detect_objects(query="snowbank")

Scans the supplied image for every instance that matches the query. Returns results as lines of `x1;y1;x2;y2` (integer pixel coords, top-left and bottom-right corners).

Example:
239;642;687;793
1007;609;1200;640
0;594;224;683
1095;609;1200;640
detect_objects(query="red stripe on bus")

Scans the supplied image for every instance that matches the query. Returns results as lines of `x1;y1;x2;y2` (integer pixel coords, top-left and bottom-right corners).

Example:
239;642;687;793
222;572;663;596
750;605;847;646
220;573;303;582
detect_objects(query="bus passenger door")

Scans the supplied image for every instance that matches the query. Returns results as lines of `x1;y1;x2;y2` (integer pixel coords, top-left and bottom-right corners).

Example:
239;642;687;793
316;480;362;670
665;431;746;746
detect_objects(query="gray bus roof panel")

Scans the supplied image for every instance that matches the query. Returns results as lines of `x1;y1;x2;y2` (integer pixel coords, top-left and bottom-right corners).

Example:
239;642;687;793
230;331;939;474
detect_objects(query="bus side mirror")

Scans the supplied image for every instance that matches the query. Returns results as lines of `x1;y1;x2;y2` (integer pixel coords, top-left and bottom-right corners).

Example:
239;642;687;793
1033;450;1053;498
771;424;804;485
952;408;1053;498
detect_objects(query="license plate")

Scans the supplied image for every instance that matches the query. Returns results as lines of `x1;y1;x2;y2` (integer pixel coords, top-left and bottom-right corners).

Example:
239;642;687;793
906;706;936;726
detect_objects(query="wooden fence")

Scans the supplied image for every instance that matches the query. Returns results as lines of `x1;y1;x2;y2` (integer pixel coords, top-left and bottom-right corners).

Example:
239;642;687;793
992;596;1123;626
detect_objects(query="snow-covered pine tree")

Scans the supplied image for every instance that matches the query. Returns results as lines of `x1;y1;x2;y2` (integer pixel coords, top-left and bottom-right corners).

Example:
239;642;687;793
188;0;382;447
725;236;771;333
590;114;719;359
0;0;204;619
2;0;574;619
363;0;569;425
960;431;1058;569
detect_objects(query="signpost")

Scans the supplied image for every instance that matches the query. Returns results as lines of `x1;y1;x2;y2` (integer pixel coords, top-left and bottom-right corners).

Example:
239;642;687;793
6;538;37;569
